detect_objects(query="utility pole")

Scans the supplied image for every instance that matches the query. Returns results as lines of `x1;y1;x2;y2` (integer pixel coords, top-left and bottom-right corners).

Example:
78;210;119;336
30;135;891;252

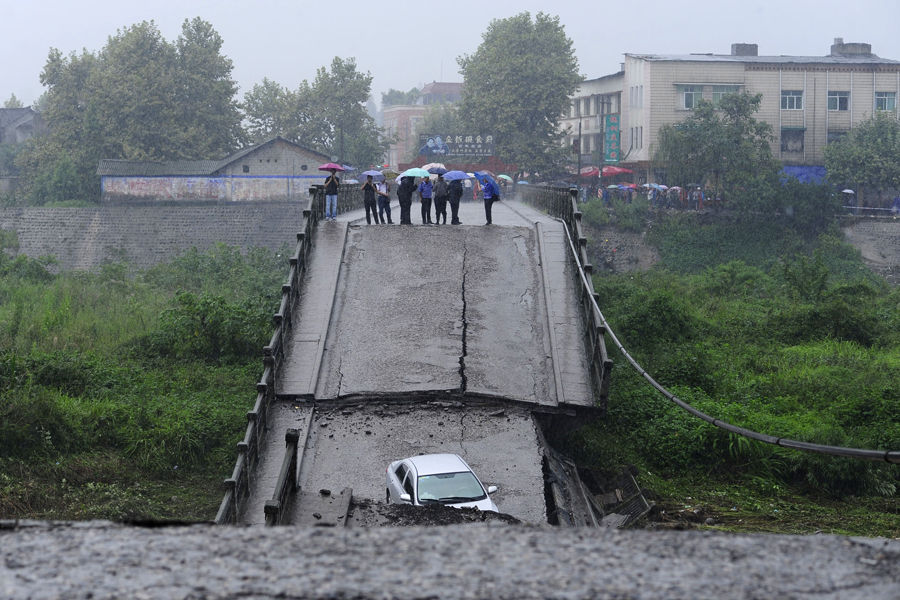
576;120;582;184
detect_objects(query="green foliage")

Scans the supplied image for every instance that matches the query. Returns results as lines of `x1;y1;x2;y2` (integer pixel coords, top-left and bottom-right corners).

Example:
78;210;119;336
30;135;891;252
0;245;287;519
4;94;24;108
381;87;420;107
655;93;780;214
457;12;582;174
824;112;900;201
243;57;388;168
15;19;244;203
579;215;900;500
144;291;267;363
779;179;841;235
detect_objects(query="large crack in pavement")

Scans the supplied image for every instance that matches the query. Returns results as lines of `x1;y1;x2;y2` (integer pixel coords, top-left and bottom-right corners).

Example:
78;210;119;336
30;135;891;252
458;238;469;393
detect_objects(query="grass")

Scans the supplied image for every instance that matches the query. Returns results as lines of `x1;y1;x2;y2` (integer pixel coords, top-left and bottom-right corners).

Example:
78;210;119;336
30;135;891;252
569;200;900;537
0;242;287;521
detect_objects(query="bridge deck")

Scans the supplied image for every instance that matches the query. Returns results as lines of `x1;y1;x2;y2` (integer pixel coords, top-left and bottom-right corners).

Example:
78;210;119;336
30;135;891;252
278;198;593;410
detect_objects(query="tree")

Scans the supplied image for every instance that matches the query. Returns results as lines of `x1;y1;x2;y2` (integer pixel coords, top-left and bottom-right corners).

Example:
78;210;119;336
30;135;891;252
456;12;582;174
381;88;420;107
242;57;387;169
824;112;900;205
16;19;244;203
3;94;24;108
654;92;780;213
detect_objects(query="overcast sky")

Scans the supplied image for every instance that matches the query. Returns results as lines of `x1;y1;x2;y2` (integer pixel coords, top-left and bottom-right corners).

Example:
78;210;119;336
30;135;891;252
4;0;899;108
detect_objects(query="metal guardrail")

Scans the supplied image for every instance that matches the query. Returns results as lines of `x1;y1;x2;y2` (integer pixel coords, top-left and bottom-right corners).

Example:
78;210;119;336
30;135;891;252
525;185;899;464
519;186;612;412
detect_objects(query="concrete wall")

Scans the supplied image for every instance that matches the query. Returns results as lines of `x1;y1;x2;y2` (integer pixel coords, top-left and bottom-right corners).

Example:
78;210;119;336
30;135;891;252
0;203;305;271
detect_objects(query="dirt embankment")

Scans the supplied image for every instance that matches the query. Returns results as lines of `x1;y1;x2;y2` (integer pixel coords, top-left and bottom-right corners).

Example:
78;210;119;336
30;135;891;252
584;217;900;285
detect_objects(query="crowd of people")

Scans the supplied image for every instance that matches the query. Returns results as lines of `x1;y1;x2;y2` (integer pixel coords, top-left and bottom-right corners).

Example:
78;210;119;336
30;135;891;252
323;168;502;226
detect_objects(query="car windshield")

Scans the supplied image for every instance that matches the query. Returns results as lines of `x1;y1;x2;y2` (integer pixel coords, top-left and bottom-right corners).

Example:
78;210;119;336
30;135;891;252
417;472;486;504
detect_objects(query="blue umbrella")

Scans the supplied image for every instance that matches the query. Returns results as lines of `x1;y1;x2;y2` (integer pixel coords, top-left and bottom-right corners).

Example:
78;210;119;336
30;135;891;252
361;169;385;181
517;180;530;185
427;166;448;175
473;171;496;186
443;170;471;181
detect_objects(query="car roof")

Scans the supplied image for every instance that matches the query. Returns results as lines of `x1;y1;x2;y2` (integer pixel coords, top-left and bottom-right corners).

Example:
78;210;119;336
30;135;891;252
406;453;469;476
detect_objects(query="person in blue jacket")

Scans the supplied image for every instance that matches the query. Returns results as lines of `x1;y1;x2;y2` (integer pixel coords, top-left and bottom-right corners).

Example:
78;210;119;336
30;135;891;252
482;178;500;225
418;178;434;224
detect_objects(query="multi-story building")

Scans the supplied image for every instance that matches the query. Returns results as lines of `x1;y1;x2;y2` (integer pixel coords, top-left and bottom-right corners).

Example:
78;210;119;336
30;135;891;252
383;81;463;168
568;39;900;185
560;71;624;174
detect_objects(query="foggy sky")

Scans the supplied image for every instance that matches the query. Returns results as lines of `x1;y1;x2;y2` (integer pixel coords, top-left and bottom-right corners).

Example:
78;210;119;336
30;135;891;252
4;0;900;108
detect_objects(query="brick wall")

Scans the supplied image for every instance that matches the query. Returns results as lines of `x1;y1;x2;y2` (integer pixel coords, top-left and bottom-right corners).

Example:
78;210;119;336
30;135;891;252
0;202;304;271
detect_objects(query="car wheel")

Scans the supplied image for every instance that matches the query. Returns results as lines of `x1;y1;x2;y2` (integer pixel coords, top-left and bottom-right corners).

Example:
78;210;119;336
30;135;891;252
386;488;390;503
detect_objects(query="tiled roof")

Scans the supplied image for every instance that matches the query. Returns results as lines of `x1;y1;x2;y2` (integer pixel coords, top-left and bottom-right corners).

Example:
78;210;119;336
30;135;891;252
97;137;330;176
97;159;221;176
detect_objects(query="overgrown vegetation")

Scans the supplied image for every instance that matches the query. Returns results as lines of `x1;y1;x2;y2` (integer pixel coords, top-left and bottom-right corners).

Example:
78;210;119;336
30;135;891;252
0;241;287;520
566;200;900;536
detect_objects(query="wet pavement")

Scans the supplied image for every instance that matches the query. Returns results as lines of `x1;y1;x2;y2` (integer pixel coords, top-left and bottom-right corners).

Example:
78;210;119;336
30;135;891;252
4;521;897;599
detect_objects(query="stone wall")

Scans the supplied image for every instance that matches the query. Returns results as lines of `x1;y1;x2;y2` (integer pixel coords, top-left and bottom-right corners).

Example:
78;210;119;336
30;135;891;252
0;202;305;271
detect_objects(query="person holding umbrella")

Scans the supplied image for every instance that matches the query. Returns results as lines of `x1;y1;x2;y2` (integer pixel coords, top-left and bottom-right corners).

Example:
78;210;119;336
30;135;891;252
433;174;449;225
324;168;340;221
448;178;464;224
397;176;416;224
361;174;380;225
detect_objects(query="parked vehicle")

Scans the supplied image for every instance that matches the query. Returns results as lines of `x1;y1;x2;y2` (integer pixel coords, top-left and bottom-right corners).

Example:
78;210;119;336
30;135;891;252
386;453;499;512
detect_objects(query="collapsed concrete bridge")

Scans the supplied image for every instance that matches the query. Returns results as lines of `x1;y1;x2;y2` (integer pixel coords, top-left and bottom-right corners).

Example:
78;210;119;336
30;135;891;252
216;187;620;527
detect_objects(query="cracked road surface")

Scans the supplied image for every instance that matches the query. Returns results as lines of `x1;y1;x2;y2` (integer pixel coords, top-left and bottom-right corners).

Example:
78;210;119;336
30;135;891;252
315;222;555;405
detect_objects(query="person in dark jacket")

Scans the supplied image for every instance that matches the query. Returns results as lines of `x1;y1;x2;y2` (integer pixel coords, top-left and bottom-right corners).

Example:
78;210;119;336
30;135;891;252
397;177;416;224
432;175;449;225
361;175;379;224
323;169;340;221
482;178;499;225
418;178;434;224
448;179;463;224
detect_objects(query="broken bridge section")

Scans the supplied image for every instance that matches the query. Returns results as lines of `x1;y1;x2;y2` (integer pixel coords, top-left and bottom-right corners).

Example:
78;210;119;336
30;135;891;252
303;203;590;409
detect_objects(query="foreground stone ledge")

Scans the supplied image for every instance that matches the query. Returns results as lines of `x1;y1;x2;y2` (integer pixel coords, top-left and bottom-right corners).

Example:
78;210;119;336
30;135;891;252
2;521;898;599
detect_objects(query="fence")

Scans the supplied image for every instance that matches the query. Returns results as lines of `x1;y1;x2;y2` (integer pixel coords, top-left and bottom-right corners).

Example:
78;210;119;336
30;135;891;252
519;185;613;412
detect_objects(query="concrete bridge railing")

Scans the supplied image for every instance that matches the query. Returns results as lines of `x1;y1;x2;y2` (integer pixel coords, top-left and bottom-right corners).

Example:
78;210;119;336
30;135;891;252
519;185;613;412
215;191;324;524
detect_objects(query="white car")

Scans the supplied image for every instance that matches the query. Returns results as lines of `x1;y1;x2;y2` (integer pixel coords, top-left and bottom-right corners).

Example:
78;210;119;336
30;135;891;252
386;453;499;512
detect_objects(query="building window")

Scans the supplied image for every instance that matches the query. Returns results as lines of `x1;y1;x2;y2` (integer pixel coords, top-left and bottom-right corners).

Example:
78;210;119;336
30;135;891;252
781;90;803;110
712;85;740;106
681;85;701;110
781;129;804;152
827;91;849;111
875;91;896;111
242;165;249;173
827;130;848;144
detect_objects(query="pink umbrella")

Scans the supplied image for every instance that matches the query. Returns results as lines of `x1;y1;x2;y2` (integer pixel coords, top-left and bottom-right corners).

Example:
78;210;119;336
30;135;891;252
318;162;344;171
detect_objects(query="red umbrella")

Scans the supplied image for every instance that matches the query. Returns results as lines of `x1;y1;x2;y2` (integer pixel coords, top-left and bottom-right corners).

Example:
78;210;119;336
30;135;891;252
318;162;344;171
601;166;633;176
